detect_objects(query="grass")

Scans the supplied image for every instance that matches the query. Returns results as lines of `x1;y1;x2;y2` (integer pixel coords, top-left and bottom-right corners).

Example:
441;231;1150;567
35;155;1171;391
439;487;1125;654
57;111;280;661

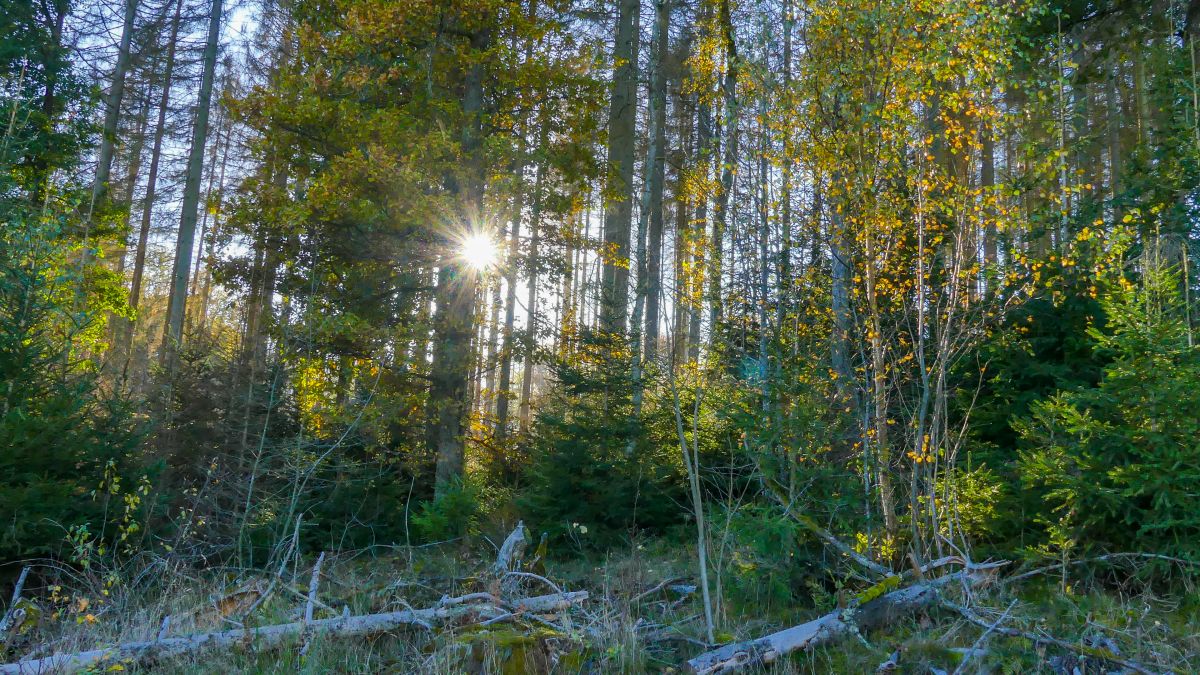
2;538;1198;674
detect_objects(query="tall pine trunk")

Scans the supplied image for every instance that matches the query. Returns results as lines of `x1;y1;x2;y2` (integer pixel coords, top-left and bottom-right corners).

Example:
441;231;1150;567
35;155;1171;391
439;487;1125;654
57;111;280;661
599;0;640;335
162;0;224;367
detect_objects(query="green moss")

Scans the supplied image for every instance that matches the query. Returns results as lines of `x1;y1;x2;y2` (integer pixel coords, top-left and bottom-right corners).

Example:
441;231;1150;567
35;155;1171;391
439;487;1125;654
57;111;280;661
853;575;901;606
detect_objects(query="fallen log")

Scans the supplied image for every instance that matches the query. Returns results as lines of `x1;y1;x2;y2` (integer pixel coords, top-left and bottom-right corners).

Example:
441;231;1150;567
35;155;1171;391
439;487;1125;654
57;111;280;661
0;591;587;675
684;565;1002;674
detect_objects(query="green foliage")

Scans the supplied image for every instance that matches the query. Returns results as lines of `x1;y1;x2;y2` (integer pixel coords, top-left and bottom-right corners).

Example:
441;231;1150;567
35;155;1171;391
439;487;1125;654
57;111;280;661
1019;264;1200;559
715;504;813;612
0;29;143;561
520;334;687;548
411;475;507;542
0;218;144;561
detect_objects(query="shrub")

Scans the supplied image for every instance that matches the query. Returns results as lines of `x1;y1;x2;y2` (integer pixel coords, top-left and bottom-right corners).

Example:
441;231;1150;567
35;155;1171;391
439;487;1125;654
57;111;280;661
1018;265;1200;559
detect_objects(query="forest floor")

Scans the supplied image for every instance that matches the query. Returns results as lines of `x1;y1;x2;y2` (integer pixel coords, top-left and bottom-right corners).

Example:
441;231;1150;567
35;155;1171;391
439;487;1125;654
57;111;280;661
2;535;1198;674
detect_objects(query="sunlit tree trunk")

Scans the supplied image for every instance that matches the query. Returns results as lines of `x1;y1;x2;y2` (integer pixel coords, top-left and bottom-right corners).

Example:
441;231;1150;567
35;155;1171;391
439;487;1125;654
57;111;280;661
981;117;996;273
518;151;546;435
494;164;525;441
187;71;230;333
709;0;738;336
113;69;154;278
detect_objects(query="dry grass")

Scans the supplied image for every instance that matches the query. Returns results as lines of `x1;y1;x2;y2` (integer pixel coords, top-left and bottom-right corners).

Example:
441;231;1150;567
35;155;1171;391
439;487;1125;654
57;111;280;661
2;541;1198;674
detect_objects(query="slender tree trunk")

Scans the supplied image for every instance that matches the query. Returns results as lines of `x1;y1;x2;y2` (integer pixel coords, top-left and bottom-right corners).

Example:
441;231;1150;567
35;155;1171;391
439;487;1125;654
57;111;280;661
829;174;852;387
119;0;183;378
864;225;898;543
198;95;234;328
114;72;154;276
777;0;793;333
494;164;525;441
643;0;669;365
671;95;693;370
981;117;996;272
483;247;503;414
88;0;140;222
559;209;578;356
709;0;738;336
1106;55;1122;201
162;0;224;366
599;0;640;335
518;150;546;435
690;90;711;362
187;76;227;332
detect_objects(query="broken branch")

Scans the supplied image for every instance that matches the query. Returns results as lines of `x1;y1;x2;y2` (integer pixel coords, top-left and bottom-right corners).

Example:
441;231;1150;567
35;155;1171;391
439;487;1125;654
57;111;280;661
0;591;587;675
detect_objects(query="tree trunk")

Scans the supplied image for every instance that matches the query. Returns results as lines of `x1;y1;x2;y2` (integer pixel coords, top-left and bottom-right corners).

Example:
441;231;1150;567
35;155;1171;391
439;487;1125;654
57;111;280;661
113;68;155;277
428;23;491;494
88;0;140;222
161;0;224;366
643;0;669;365
198;89;234;328
599;0;640;335
518;151;546;435
494;162;525;441
187;72;228;333
981;116;996;272
709;0;738;337
118;0;183;379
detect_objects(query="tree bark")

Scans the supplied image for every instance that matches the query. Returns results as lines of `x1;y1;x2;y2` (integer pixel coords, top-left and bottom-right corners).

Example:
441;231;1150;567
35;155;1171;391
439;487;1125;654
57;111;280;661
494;165;524;441
517;151;546;435
709;0;738;336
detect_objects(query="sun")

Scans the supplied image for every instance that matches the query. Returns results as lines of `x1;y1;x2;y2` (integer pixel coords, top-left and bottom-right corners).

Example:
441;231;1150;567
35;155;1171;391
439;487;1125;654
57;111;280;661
460;232;499;271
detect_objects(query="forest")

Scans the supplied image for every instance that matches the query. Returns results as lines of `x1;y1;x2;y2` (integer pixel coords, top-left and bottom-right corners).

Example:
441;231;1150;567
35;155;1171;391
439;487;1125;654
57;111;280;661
2;0;1200;671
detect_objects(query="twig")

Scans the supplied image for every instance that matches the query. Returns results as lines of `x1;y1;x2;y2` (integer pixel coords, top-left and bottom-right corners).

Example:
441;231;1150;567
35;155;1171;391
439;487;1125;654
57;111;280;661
941;599;1161;675
479;612;515;626
503;571;565;596
631;576;685;604
951;599;1016;675
1005;552;1199;585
